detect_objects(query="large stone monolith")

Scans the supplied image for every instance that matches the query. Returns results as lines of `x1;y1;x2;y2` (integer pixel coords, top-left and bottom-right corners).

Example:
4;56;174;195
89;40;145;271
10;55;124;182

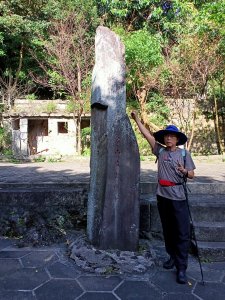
87;26;140;251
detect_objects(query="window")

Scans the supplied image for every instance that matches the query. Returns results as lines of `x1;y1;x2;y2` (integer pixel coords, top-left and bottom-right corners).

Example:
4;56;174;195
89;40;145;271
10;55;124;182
12;119;20;130
58;122;68;134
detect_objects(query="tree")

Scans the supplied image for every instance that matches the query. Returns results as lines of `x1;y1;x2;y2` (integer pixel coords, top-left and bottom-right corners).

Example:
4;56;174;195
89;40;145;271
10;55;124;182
30;5;98;154
115;27;169;132
165;32;224;151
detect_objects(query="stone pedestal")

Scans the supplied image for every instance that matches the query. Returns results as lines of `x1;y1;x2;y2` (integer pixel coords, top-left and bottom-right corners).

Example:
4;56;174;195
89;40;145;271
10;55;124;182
87;26;140;251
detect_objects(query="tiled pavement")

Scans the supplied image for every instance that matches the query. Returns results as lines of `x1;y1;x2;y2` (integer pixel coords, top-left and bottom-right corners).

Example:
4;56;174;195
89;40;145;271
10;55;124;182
0;236;225;300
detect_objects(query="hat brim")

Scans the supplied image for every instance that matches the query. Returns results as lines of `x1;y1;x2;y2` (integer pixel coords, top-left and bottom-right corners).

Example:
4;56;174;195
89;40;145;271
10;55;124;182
153;129;187;146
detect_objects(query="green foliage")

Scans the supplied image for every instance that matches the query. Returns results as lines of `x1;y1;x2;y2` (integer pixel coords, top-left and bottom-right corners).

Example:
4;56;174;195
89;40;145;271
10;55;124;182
0;0;224;155
45;102;57;113
65;101;76;113
33;156;46;162
0;127;11;151
26;93;37;101
146;93;170;125
81;126;91;156
47;156;62;163
124;29;163;70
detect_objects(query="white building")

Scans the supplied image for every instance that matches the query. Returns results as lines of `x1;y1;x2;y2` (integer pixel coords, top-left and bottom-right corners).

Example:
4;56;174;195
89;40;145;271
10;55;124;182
3;99;90;157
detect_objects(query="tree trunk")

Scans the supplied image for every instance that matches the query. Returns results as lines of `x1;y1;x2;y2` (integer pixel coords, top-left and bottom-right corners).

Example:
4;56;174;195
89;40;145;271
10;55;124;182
76;115;81;155
214;95;224;154
76;63;82;155
8;42;24;108
187;110;196;151
136;89;160;133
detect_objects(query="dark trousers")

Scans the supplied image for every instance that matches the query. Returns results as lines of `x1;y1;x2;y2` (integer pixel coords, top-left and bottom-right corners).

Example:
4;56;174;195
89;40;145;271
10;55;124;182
157;195;191;270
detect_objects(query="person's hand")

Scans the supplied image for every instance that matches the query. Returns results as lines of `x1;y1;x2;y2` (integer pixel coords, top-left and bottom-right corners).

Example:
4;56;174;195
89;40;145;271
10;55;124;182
131;111;137;121
177;161;188;176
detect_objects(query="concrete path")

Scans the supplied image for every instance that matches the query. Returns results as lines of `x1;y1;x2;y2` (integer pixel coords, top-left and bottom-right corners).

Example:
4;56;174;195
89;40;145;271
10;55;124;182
0;156;225;184
0;157;225;299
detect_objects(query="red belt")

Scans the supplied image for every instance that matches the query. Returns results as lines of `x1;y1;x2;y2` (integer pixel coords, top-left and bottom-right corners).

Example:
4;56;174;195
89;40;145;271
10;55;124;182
159;179;183;187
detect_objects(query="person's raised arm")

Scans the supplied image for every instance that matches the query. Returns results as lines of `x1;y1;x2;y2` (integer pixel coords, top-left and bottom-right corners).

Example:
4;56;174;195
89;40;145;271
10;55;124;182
131;111;155;150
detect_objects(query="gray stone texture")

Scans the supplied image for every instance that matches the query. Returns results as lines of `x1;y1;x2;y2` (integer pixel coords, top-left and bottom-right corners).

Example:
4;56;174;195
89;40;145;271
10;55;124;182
87;26;140;251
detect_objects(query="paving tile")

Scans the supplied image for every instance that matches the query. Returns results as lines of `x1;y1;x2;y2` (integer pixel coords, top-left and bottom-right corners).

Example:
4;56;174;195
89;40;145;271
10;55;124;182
0;250;30;258
0;259;21;278
163;293;199;300
193;282;225;300
0;238;14;250
115;280;162;300
150;270;195;294
77;276;122;291
202;262;225;271
0;268;49;290
0;290;35;299
188;269;223;282
35;279;83;300
47;261;80;279
21;251;58;268
78;292;118;300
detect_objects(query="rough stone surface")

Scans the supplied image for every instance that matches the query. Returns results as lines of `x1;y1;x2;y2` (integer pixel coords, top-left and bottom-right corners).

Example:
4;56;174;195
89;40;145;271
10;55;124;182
0;187;88;246
87;26;140;251
69;232;155;275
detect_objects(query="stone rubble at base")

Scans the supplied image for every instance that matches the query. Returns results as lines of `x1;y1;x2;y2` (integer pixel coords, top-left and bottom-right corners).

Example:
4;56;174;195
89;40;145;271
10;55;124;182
69;232;156;275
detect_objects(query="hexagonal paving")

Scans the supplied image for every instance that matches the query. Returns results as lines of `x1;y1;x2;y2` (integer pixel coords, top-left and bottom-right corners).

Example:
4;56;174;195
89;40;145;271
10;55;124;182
150;270;195;294
47;261;80;279
188;268;223;282
0;290;35;300
0;268;49;290
193;282;225;300
78;292;118;300
1;237;225;300
35;279;83;300
21;251;58;268
0;258;21;277
77;275;122;291
0;238;14;250
0;250;30;258
115;280;162;300
163;294;199;300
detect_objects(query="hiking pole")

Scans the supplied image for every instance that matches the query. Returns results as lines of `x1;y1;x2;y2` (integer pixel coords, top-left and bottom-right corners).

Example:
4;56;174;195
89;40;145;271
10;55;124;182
183;178;205;285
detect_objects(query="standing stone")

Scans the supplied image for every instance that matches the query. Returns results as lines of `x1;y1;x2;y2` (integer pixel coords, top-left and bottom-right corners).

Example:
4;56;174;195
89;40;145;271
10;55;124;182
87;26;140;251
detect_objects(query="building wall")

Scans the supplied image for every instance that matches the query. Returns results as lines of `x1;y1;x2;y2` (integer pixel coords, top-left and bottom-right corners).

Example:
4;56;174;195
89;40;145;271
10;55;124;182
46;118;76;155
11;117;77;157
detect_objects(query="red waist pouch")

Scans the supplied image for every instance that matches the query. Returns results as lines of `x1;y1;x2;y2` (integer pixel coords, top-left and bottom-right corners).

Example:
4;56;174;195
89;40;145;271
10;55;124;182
159;179;176;187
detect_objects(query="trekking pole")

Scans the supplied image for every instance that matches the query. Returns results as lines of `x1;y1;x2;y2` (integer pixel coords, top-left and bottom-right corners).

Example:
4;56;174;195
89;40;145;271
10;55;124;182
183;178;205;285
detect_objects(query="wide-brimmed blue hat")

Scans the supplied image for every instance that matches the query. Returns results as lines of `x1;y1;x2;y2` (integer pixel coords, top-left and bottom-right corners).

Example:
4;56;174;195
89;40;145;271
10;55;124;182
153;125;187;146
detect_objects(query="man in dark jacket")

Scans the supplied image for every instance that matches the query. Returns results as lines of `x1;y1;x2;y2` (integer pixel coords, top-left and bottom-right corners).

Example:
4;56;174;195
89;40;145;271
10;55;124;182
131;111;196;284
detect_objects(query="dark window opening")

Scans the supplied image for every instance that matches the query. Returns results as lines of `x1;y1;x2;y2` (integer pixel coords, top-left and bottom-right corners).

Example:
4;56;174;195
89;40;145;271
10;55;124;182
58;122;68;134
12;119;20;130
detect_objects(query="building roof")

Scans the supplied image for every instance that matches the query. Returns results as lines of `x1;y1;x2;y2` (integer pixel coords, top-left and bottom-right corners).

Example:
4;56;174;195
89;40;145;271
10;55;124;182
3;99;91;118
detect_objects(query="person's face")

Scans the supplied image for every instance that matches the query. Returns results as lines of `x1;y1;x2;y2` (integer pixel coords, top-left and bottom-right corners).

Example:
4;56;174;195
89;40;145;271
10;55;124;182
164;133;179;148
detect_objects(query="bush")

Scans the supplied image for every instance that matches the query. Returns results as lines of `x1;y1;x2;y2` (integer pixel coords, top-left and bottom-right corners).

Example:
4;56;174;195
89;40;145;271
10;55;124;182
0;127;11;152
81;127;91;155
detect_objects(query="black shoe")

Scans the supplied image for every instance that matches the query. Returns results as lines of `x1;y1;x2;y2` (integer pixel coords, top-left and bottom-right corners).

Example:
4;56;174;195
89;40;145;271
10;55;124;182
163;257;175;269
176;270;187;284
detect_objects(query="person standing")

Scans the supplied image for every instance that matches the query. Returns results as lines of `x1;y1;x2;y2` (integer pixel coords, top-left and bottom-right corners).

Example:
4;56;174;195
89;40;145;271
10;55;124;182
131;111;196;284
